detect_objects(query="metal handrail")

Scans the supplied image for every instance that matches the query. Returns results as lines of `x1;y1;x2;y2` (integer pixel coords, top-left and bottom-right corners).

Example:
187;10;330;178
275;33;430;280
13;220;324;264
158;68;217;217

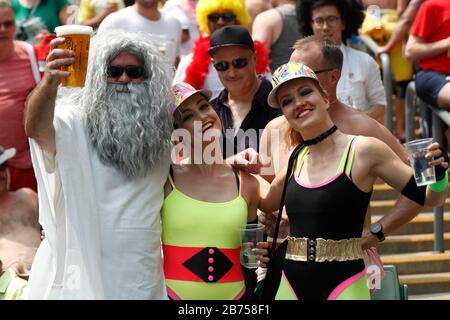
430;107;446;253
404;81;446;252
358;35;394;132
405;81;417;142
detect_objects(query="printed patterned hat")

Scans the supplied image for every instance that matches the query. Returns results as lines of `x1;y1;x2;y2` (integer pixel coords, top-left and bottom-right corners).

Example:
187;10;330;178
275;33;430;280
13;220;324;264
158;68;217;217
172;82;212;113
267;63;322;108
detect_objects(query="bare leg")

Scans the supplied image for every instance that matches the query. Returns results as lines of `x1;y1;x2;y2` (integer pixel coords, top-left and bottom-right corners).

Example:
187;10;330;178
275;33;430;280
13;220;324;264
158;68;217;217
437;82;450;109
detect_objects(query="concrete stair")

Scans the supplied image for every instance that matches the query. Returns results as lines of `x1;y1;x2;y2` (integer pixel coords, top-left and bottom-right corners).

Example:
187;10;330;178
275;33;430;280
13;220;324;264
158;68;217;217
370;182;450;300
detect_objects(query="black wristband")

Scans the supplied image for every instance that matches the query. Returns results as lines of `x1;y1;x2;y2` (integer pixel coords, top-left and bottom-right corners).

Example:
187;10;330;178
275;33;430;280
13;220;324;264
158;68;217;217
435;147;449;181
401;174;426;206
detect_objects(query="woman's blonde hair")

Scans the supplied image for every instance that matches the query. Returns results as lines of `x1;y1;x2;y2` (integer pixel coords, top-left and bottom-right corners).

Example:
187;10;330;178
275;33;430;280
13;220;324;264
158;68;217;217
196;0;250;34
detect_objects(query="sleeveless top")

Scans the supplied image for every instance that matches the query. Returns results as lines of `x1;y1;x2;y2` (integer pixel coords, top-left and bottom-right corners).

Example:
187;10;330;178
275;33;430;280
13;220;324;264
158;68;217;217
161;168;248;300
285;137;372;240
270;5;302;72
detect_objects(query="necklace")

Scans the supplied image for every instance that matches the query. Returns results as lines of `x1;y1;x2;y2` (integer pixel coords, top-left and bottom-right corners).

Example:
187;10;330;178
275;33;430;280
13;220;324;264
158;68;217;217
303;125;338;146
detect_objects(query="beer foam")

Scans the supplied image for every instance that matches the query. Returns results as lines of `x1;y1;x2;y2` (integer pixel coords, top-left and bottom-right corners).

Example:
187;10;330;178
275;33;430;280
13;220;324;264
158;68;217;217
55;25;93;37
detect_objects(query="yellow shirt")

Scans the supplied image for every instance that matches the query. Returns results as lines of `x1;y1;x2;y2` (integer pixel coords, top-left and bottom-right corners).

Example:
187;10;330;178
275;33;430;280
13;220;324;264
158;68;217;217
0;269;28;300
78;0;125;23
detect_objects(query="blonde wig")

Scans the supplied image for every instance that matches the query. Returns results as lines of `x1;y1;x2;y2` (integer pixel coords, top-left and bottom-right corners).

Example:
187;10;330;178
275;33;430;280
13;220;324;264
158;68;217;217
196;0;250;34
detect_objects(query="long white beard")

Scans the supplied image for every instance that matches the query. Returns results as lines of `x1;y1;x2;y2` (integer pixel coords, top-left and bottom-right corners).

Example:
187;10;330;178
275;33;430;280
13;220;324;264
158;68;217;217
85;82;172;180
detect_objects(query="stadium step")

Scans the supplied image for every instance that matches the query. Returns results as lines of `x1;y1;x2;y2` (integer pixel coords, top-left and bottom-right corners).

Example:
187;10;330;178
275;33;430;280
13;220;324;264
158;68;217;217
371;212;450;235
409;292;450;300
399;272;450;295
380;251;450;296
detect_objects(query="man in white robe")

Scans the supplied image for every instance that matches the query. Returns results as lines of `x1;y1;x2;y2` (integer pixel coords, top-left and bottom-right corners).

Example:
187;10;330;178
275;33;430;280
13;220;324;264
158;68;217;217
24;30;174;299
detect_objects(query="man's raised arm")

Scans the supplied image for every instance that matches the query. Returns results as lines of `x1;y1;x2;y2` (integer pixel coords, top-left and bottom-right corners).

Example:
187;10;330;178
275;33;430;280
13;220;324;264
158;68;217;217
25;38;74;155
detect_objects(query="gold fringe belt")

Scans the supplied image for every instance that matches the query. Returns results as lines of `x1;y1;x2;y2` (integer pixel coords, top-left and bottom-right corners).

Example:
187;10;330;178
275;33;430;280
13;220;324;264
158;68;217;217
285;236;363;262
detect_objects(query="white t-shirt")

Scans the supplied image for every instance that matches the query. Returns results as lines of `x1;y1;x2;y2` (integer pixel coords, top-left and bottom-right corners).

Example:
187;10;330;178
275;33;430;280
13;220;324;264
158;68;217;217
162;0;198;57
337;44;387;112
174;52;224;99
28;97;169;299
98;6;182;65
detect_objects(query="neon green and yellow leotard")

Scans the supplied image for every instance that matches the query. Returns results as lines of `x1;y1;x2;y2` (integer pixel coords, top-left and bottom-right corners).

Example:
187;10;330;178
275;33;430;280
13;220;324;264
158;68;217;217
161;169;248;300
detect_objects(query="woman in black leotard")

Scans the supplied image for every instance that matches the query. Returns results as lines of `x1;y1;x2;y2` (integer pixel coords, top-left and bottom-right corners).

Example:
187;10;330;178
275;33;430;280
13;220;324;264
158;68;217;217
258;63;448;300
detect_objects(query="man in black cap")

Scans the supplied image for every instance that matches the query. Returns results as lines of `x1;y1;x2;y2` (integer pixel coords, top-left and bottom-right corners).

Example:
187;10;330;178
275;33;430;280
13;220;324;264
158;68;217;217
209;25;281;157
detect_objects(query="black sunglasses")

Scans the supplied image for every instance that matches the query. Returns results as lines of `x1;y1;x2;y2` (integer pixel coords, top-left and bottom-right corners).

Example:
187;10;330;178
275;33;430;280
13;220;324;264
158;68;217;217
107;65;146;79
207;13;236;23
0;161;7;171
0;20;14;29
213;54;253;72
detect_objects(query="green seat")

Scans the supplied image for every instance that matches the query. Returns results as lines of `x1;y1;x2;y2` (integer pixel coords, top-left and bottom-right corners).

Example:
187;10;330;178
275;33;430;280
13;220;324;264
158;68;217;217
372;265;408;300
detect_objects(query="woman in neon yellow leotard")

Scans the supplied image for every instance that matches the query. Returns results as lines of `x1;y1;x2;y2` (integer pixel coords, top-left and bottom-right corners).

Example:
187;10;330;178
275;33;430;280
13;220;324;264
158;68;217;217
161;82;261;300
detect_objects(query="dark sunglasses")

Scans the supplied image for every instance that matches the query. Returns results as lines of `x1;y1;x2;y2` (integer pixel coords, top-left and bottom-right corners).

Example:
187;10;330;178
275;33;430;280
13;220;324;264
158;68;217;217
107;65;146;79
207;13;236;23
0;161;7;171
0;20;14;29
213;54;253;72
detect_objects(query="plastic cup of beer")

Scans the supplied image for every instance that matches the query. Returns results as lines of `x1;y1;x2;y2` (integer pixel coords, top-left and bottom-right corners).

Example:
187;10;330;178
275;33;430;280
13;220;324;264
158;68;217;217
54;25;93;87
239;223;264;269
404;138;436;186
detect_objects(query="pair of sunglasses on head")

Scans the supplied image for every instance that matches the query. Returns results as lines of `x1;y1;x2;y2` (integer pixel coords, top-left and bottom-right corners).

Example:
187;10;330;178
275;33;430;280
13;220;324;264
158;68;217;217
107;65;147;79
207;12;236;23
213;54;253;72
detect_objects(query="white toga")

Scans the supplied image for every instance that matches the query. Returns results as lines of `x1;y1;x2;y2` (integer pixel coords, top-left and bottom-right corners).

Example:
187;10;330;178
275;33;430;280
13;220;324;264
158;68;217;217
27;96;169;299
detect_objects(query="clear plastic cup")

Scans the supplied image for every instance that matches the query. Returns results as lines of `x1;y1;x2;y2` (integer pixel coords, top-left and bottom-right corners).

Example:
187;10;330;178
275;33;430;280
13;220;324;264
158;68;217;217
404;138;436;186
239;223;264;269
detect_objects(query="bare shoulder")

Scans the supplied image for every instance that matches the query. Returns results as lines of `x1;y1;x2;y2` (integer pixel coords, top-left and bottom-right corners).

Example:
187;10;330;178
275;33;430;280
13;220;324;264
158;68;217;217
247;0;272;14
11;188;38;213
346;109;385;135
264;115;286;131
14;188;37;202
340;107;407;161
354;135;389;159
261;115;287;146
255;7;281;21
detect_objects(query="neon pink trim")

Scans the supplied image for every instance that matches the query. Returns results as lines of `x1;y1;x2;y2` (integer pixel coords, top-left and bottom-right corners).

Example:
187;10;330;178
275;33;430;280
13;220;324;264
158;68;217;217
294;137;358;189
282;271;299;300
345;173;352;181
327;270;366;300
294;171;345;189
167;287;181;300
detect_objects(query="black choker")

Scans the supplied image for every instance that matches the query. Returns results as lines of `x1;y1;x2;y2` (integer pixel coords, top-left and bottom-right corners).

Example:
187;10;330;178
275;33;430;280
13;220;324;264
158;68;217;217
303;125;338;146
